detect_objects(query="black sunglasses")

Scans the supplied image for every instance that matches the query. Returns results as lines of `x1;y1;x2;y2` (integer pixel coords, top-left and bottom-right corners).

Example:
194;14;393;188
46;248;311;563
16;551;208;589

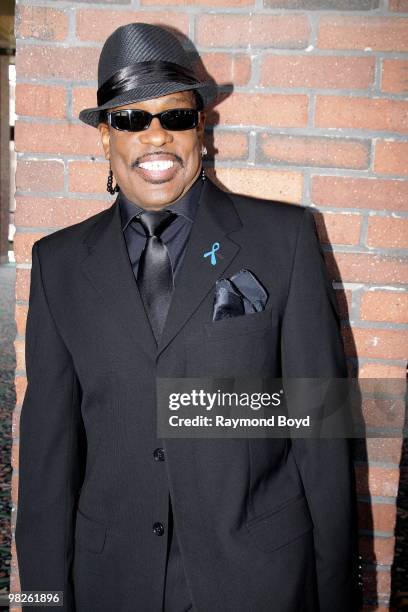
106;108;200;132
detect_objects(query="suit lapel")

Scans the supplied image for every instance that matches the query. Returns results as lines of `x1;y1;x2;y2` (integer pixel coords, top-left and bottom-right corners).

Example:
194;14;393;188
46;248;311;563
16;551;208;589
157;178;242;357
80;178;243;362
80;197;157;361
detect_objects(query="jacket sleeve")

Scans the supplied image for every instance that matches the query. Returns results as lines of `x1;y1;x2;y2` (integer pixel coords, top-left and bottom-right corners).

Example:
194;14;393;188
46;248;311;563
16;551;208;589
281;208;360;612
15;241;86;611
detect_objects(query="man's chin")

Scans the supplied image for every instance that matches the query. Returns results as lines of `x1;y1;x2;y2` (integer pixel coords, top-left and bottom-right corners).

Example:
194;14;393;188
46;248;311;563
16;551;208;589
129;183;185;209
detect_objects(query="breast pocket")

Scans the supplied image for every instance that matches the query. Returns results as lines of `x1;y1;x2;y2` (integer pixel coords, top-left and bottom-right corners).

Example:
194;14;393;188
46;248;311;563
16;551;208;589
186;309;278;377
204;308;272;339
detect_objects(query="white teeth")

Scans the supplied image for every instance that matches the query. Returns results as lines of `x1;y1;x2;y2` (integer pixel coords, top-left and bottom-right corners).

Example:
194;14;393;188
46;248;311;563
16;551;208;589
139;160;175;171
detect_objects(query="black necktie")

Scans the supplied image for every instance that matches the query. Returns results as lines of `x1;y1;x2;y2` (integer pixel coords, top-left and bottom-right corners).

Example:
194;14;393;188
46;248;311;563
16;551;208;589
136;209;177;341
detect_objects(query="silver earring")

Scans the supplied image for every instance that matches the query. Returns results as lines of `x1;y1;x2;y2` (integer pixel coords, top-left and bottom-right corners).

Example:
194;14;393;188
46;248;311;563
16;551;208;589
201;146;207;181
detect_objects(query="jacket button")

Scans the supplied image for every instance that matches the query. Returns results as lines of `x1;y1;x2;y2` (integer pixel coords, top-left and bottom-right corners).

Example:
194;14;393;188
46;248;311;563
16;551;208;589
153;522;164;536
153;448;165;461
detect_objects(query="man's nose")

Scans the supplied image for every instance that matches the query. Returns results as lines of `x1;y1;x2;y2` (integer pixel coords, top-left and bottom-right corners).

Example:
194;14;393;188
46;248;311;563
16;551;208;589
138;117;172;146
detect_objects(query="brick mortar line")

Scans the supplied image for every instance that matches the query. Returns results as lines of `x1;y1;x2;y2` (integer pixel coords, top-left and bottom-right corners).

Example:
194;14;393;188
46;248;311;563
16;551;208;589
18;0;405;12
368;137;375;173
322;244;408;256
100;88;408;98
364;209;408;220
16;154;67;163
344;320;408;329
15;189;112;200
14;263;31;270
360;214;370;249
12;333;407;369
303;167;310;205
361;563;393;570
17;126;408;142
347;325;407;336
351;284;362;321
357;356;407;364
12;224;408;257
15;152;103;159
362;598;391;607
363;597;390;606
188;10;195;42
13;203;408;221
357;494;400;503
247;130;257;164
62;154;69;194
308;12;319;52
308;92;315;128
13;86;408;101
15;178;408;197
66;87;73;121
355;460;405;468
15;39;408;59
10;258;407;282
15;188;408;204
322;249;408;263
13;195;408;215
376;54;384;91
16;298;408;332
348;288;365;327
359;529;395;540
14;0;408;15
362;429;407;438
15;119;408;141
17;40;102;49
13;85;408;100
14;196;406;217
362;568;392;582
14;156;408;180
338;283;407;289
250;48;261;90
15;129;408;143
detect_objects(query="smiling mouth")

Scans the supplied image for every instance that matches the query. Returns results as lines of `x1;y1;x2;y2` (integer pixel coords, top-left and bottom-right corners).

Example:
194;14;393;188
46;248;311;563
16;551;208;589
135;158;180;183
139;159;175;171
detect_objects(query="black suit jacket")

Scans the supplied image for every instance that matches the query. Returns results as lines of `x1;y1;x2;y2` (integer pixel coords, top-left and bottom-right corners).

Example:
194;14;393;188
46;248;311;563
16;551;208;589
15;177;359;612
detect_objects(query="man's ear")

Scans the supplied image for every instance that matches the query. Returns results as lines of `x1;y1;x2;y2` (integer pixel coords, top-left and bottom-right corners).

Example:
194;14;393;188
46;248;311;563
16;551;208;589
198;111;206;140
98;122;111;160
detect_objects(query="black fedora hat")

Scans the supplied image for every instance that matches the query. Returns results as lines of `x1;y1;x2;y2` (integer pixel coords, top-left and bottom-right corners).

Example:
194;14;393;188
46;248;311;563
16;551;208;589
79;22;218;128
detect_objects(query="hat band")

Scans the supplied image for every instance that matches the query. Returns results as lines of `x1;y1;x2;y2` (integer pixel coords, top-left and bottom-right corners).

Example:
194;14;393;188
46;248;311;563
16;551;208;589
97;60;199;106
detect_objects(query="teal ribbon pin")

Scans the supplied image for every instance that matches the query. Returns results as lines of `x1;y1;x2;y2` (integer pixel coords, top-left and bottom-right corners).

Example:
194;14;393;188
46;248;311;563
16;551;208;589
203;242;220;266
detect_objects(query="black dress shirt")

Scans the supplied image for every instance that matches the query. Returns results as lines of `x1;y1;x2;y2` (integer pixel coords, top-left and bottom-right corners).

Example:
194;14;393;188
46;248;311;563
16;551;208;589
119;174;204;285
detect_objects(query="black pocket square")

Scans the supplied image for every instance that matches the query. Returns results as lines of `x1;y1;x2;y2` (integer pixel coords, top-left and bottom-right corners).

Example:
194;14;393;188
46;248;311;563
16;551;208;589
213;269;268;321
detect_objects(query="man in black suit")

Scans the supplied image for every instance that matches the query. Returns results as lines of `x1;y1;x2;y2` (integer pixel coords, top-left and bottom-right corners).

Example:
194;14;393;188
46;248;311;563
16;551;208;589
15;22;359;612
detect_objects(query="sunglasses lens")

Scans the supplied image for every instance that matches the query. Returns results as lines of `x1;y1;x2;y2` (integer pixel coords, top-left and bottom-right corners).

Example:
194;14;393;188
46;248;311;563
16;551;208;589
110;110;149;131
161;109;199;131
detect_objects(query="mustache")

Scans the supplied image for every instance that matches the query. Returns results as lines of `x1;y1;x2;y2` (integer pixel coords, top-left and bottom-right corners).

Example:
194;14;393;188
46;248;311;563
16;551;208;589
131;153;183;169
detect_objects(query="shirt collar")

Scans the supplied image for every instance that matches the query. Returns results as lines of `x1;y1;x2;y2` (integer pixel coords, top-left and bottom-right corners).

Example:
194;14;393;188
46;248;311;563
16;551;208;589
118;173;204;232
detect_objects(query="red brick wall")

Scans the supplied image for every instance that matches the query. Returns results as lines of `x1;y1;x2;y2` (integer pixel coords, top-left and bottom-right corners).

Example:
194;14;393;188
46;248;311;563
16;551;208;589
12;1;408;610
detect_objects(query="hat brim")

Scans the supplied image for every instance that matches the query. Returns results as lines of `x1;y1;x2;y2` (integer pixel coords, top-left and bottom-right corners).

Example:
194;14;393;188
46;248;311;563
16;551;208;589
79;81;218;128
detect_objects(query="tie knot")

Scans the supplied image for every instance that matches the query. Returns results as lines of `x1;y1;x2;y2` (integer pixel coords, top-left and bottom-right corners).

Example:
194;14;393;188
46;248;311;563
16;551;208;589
137;210;177;238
